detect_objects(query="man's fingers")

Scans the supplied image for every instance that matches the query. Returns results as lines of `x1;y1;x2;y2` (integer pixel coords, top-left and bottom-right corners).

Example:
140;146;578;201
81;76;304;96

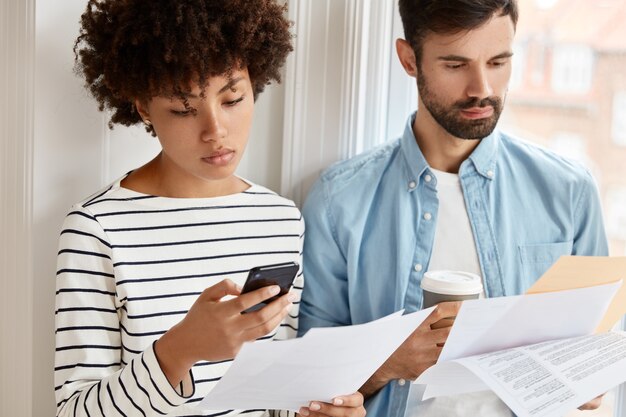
409;324;451;345
578;394;604;410
430;317;455;329
426;301;462;324
202;279;241;301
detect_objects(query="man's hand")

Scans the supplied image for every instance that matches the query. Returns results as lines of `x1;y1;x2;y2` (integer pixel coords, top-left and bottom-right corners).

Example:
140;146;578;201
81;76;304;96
360;301;462;398
578;394;604;411
298;392;366;417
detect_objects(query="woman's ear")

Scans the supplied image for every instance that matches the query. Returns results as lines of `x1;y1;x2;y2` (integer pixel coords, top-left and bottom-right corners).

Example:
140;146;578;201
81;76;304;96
134;99;151;125
396;38;418;78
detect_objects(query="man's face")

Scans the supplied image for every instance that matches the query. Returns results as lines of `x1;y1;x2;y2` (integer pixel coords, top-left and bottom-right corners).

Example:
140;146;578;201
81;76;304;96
416;14;515;140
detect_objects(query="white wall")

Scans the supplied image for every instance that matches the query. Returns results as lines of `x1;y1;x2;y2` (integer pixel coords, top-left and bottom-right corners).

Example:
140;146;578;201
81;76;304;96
29;1;285;415
1;0;35;415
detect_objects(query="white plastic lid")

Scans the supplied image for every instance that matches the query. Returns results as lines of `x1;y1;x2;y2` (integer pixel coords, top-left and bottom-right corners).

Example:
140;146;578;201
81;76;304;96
420;270;483;296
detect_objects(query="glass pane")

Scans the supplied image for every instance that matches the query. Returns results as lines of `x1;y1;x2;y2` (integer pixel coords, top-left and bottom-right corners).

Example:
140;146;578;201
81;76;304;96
501;1;626;414
501;0;626;258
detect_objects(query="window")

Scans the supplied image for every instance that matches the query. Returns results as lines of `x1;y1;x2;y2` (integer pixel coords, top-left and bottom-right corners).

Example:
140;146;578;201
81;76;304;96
535;0;559;9
510;43;526;91
613;91;626;146
606;187;626;242
549;133;587;164
375;1;626;412
551;45;594;94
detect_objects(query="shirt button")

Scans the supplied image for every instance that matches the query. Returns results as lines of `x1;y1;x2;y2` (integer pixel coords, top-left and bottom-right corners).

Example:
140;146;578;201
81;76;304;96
487;170;494;178
423;212;432;221
414;264;423;272
398;379;406;386
408;181;417;190
424;174;432;183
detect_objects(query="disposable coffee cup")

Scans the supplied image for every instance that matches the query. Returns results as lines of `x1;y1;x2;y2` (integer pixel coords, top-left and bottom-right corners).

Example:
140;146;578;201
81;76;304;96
420;270;483;309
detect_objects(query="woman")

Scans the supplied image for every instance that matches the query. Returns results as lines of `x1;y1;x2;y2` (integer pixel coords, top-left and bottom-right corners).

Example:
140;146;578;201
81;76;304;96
54;1;365;416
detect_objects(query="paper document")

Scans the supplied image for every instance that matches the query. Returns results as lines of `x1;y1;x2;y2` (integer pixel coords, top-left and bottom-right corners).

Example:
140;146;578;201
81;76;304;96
415;281;625;417
527;256;626;332
199;308;433;412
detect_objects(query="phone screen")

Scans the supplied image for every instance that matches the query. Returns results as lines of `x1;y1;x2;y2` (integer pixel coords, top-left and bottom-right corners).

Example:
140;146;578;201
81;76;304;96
240;262;299;313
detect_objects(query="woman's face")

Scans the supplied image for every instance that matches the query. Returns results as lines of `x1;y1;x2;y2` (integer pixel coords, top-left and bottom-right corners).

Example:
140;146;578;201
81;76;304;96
137;68;254;193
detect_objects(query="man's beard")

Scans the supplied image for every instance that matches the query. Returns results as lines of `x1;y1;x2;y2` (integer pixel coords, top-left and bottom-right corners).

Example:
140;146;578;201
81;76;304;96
417;71;504;140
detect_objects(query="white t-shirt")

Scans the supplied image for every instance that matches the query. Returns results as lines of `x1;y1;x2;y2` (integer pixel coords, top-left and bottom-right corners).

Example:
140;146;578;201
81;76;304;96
406;168;512;417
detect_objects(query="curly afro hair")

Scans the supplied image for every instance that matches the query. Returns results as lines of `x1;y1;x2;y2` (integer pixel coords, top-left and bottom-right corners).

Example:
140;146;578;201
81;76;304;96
74;0;293;134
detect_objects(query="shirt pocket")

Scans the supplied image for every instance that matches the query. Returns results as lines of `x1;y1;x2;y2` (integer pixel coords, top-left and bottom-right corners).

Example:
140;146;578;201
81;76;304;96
518;241;573;284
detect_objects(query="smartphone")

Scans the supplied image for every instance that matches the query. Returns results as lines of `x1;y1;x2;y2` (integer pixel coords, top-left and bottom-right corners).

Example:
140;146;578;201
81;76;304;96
240;262;299;313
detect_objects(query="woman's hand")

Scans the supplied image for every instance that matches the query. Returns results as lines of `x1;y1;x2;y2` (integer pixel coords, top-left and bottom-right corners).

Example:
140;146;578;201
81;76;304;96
155;279;294;386
298;392;366;417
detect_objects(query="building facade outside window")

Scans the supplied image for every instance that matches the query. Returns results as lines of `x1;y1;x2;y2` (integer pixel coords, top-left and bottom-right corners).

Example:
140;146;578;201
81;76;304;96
503;2;626;412
613;91;626;146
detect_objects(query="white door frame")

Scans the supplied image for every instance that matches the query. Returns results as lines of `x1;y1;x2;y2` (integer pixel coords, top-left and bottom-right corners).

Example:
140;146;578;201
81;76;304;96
281;0;396;206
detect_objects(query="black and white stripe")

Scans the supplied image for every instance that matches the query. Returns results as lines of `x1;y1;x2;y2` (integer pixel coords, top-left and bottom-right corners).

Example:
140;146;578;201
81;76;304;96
55;179;303;417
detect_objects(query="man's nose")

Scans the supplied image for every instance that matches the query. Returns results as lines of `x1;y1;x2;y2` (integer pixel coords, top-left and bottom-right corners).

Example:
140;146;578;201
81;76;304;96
466;67;493;100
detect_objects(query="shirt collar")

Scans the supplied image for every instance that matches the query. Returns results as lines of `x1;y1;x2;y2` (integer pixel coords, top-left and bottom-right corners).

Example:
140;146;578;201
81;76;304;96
466;129;499;180
400;111;500;182
400;112;430;184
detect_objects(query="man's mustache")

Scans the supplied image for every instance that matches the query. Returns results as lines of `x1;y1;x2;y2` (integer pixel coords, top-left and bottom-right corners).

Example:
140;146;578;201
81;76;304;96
455;97;501;110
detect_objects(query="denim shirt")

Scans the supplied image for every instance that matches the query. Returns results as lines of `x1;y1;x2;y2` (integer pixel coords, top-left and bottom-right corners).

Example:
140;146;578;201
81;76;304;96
298;112;608;417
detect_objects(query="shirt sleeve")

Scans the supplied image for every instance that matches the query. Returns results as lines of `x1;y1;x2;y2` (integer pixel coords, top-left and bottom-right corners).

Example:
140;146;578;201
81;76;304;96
55;204;193;417
571;169;609;256
298;178;352;338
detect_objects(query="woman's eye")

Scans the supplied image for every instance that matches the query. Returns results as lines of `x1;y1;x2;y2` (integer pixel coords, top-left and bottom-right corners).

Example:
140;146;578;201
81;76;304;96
225;96;245;107
171;109;194;116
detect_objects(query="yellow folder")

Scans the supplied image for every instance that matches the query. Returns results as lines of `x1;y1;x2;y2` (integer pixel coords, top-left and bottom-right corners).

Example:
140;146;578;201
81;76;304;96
526;256;626;332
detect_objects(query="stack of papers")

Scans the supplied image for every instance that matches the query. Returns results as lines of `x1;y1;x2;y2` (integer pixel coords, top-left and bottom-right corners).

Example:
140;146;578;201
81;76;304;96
415;281;626;417
199;256;626;416
199;308;434;412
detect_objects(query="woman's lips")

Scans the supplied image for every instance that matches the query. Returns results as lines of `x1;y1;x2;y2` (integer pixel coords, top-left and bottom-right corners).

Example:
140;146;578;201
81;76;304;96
202;150;235;166
460;107;494;120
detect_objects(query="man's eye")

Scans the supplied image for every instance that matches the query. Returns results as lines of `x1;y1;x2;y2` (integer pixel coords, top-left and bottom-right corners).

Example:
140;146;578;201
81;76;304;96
446;63;464;70
490;60;509;67
225;96;245;107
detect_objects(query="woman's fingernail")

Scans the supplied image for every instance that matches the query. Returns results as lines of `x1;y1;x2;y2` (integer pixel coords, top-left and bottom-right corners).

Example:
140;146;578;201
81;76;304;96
299;408;309;416
269;285;280;295
333;398;344;406
310;402;321;411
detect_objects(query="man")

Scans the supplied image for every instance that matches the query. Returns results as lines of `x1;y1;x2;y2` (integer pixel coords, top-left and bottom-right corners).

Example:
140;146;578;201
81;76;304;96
298;0;608;416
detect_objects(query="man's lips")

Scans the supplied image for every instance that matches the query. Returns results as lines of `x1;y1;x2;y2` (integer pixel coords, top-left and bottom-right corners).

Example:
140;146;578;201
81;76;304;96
202;150;235;166
460;107;494;120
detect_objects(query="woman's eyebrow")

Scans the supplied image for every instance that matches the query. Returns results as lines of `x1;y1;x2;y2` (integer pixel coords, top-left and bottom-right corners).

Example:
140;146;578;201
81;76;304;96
178;77;245;99
218;77;244;94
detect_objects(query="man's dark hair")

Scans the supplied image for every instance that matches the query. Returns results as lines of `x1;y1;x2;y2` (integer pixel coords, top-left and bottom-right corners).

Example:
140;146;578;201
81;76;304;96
398;0;518;62
74;0;293;134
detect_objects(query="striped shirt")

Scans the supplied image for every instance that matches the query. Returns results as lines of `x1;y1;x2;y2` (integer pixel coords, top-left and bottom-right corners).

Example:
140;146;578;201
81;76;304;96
54;177;304;417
